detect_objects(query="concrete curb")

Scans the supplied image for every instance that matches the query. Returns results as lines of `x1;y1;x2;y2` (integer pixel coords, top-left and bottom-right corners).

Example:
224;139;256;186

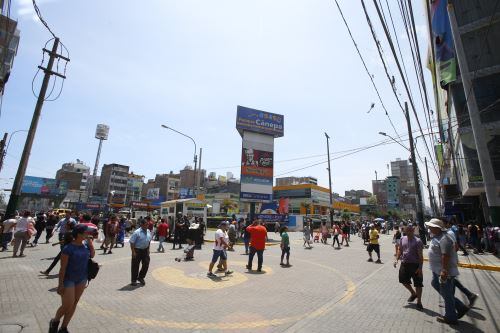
423;258;500;272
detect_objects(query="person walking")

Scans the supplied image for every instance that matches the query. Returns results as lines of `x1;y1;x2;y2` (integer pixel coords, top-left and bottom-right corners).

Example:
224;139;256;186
246;219;267;272
207;221;233;277
394;224;424;310
367;224;381;263
48;224;95;333
103;215;118;254
55;212;76;251
280;226;291;267
45;212;58;244
393;226;402;257
33;211;46;246
156;218;169;252
172;217;183;250
12;211;35;257
1;214;16;252
320;222;329;244
303;222;313;249
130;219;152;286
341;222;350;247
331;224;341;249
425;218;470;325
242;222;251;255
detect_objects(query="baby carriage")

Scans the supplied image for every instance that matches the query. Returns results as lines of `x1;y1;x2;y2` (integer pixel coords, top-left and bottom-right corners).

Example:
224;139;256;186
175;241;195;261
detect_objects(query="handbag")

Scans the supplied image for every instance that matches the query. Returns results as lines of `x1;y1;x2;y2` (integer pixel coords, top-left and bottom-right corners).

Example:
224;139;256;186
87;259;100;283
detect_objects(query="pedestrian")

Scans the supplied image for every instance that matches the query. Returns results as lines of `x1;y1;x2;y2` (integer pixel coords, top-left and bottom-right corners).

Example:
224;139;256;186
394;224;424;310
227;221;237;251
103;215;118;254
55;212;77;251
156;218;169;252
341;222;350;247
207;221;233;277
130;219;152;286
33;211;46;246
48;224;95;333
320;222;329;244
280;226;290;267
331;223;341;249
172;217;183;250
12;211;35;257
393;226;402;257
243;222;251;254
367;224;381;263
425;218;470;324
45;212;58;243
274;221;281;234
303;222;313;249
40;217;78;276
246;219;267;272
1;213;16;252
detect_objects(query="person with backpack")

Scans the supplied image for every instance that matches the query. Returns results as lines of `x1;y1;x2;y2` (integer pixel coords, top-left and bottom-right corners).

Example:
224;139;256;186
48;223;95;333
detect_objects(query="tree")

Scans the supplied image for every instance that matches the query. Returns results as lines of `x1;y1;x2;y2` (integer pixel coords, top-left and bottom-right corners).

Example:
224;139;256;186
367;195;378;205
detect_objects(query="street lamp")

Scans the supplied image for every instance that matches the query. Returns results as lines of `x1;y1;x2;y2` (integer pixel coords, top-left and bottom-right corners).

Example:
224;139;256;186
161;124;198;196
5;130;28;153
378;132;411;152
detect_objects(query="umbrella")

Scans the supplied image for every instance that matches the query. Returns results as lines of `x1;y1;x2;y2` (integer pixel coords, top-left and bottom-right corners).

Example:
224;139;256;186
373;218;385;222
80;222;98;238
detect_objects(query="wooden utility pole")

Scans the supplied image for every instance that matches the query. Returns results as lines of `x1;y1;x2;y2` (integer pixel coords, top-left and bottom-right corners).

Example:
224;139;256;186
325;132;334;227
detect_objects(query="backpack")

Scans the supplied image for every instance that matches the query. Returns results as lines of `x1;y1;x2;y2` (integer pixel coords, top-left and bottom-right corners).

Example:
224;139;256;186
87;259;100;283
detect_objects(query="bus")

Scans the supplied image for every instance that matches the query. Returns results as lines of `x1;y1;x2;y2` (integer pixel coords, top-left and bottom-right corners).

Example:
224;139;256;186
160;198;208;225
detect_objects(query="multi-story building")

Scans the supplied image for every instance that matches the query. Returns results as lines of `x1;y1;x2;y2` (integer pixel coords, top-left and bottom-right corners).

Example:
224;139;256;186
153;173;180;201
386;176;401;209
98;163;129;202
427;0;500;223
56;160;90;204
275;176;318;186
0;13;20;94
391;159;418;217
180;166;206;190
344;189;372;204
372;179;387;211
126;173;144;204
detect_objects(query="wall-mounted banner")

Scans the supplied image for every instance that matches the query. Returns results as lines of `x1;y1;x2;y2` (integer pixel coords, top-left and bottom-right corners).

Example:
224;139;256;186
236;105;284;138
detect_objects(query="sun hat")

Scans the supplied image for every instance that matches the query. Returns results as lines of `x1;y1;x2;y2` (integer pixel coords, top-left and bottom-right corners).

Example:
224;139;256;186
425;218;446;230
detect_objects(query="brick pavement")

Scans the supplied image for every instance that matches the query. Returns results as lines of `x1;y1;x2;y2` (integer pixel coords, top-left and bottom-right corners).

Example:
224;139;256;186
0;232;498;333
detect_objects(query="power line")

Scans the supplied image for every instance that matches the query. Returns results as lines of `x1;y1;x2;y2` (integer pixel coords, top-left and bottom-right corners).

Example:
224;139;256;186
32;0;57;38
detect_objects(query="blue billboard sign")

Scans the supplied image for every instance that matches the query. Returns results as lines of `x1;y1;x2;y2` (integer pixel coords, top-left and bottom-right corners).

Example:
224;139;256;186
179;188;195;199
21;176;68;196
236;106;284;138
256;214;289;223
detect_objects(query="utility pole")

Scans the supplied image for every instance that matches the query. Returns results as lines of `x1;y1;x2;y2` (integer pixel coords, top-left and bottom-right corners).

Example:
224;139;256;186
425;157;436;217
0;132;7;172
405;102;426;244
375;170;378;181
448;3;500;225
325;132;334;227
196;147;202;196
5;38;68;218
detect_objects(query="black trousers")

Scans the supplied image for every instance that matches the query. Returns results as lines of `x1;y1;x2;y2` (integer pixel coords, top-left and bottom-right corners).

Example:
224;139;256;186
131;248;150;282
45;229;54;243
173;232;182;248
33;228;44;244
248;247;264;270
45;251;61;274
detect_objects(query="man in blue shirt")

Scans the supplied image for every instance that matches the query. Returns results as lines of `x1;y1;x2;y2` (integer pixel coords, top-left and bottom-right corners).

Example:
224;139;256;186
130;219;152;286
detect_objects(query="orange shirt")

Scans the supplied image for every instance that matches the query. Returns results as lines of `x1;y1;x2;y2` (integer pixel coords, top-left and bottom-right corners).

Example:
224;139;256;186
246;225;267;250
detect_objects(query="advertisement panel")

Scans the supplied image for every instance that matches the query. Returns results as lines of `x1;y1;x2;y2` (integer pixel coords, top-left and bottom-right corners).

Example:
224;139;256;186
21;176;68;196
240;147;274;202
146;188;160;200
179;188;195;199
236;106;284;138
95;124;110;140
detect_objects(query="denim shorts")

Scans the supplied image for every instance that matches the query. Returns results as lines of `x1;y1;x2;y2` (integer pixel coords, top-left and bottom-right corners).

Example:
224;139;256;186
63;278;87;288
211;249;227;263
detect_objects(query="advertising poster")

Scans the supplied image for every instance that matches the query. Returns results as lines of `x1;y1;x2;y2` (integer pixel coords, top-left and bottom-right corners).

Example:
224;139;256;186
146;188;160;200
240;147;274;201
21;176;68;196
236;106;284;138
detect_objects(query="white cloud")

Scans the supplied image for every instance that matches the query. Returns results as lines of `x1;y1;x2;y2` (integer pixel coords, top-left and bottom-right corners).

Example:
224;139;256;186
17;0;59;21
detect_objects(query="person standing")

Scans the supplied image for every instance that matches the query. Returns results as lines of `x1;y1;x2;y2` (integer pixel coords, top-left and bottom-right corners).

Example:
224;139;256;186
280;226;291;267
246;219;267;272
341;222;350;247
103;215;118;254
207;221;233;277
394;224;424;310
12;211;35;257
48;224;95;333
130;219;152;286
331;224;341;249
303;222;313;249
367;224;381;263
172;217;183;250
243;222;251;254
393;226;402;257
156;218;169;252
320;222;329;244
55;212;77;251
426;218;470;324
1;214;16;252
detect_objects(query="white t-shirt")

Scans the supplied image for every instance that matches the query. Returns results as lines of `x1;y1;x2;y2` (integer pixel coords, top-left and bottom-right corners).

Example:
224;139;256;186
16;217;34;232
2;219;17;234
213;228;228;251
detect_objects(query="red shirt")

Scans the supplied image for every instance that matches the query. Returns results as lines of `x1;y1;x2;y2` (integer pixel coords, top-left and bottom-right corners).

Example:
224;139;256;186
157;223;169;237
246;225;267;250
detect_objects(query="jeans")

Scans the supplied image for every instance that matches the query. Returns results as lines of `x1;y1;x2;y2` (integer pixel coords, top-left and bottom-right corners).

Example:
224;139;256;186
1;232;12;250
131;248;150;282
13;231;29;255
332;235;340;247
431;272;468;322
244;238;250;253
248;247;263;270
454;278;473;298
158;236;166;251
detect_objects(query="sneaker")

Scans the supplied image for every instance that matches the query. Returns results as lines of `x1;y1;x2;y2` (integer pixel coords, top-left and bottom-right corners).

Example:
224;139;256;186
416;303;423;310
207;272;217;278
225;270;233;276
375;259;382;264
40;270;49;276
436;316;458;325
49;319;60;333
108;251;113;255
468;294;478;308
367;258;373;262
246;265;252;270
138;278;146;286
58;328;69;333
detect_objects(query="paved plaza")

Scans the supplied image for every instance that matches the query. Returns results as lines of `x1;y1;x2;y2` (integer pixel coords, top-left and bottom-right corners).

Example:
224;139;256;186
0;232;498;333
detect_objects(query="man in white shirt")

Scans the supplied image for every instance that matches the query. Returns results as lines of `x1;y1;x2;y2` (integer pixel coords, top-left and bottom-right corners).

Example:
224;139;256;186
1;214;17;252
207;221;233;277
13;211;35;257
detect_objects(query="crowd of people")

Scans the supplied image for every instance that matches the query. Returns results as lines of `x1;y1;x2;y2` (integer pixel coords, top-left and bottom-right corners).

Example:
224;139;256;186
1;209;498;330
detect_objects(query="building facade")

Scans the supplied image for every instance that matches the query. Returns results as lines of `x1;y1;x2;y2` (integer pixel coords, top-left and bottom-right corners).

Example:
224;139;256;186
98;163;130;202
275;176;318;186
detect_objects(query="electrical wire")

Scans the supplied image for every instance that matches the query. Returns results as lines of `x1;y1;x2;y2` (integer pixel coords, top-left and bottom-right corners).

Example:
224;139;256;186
32;0;57;38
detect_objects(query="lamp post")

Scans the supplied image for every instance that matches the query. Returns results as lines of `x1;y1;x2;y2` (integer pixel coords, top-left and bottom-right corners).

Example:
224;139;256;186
161;124;198;197
325;132;334;227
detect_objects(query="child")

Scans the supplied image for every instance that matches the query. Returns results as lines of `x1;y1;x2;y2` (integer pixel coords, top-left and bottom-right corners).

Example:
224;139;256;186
280;226;290;266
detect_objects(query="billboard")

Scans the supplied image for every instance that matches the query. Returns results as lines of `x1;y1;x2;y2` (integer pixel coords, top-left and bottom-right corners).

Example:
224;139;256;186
21;176;68;196
95;124;110;140
236;106;284;138
240;146;274;202
146;188;160;200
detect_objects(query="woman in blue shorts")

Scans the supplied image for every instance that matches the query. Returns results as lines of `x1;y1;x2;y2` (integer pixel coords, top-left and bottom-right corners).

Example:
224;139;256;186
49;224;95;333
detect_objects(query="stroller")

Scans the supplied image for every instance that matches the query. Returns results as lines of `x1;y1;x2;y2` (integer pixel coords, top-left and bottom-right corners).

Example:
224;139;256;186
175;240;195;262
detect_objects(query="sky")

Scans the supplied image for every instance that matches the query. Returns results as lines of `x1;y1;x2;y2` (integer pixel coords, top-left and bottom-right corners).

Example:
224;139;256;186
1;0;440;206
